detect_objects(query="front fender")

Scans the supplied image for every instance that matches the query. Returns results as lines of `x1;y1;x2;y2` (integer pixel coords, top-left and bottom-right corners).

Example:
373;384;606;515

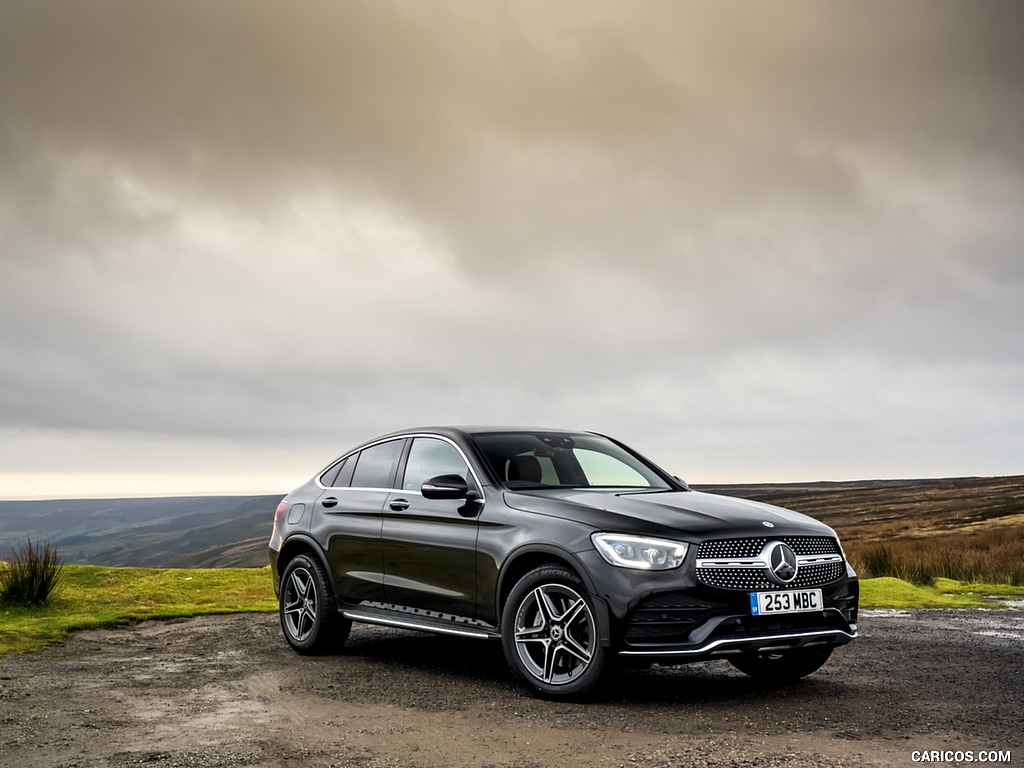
495;544;612;646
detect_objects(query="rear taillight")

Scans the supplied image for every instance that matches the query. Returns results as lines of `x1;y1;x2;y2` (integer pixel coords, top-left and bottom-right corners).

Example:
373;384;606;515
274;499;288;522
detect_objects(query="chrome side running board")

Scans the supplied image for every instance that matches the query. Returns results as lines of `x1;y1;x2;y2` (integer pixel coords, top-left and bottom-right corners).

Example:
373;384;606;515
341;609;494;640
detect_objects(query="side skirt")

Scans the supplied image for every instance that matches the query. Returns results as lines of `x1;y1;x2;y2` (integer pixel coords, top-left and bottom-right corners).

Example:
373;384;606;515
340;606;500;640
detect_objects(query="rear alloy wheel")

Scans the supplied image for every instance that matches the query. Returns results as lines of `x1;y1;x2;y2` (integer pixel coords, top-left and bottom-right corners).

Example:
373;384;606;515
729;646;833;681
501;566;605;698
279;553;350;654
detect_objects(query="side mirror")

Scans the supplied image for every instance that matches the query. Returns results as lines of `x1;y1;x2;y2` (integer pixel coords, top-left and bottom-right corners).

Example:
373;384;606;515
421;474;472;500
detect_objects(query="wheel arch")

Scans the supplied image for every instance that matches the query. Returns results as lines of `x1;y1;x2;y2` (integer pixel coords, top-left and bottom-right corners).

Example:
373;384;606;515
496;545;611;645
275;535;332;594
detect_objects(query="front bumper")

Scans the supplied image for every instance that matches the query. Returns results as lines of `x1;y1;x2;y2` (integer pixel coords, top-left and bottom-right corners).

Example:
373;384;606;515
577;546;860;662
618;610;858;659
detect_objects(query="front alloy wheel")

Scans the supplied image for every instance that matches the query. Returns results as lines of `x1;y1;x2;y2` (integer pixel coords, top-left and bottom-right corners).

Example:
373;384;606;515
279;553;350;654
502;566;605;697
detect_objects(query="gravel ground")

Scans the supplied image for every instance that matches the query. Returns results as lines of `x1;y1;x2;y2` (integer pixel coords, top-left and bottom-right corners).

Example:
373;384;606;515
1;609;1022;767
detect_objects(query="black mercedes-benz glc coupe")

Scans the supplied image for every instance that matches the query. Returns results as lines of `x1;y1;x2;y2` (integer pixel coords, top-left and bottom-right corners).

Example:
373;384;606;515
269;426;858;697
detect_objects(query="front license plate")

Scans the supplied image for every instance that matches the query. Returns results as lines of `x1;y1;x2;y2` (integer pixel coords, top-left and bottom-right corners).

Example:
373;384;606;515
750;589;823;616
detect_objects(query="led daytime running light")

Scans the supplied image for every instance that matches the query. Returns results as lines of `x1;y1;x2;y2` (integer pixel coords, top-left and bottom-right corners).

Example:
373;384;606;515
592;533;688;570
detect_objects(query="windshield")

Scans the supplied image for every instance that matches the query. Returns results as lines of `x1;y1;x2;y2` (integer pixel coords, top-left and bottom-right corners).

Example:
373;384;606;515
470;431;674;492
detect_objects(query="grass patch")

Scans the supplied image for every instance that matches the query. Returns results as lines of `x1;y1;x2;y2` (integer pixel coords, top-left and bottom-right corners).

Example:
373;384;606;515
860;576;1024;609
2;566;1021;657
0;565;276;655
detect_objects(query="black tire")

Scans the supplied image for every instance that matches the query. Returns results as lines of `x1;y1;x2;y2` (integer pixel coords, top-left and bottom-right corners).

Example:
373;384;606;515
729;646;833;681
279;553;351;654
501;565;606;698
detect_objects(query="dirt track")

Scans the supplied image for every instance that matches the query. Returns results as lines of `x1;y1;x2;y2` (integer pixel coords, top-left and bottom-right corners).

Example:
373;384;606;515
1;610;1022;767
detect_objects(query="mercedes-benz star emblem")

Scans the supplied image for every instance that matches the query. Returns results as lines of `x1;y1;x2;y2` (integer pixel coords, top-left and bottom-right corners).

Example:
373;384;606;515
766;541;798;584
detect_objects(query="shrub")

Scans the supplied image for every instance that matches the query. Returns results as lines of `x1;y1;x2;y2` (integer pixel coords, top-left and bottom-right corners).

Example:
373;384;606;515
846;526;1024;587
0;538;64;607
853;543;933;585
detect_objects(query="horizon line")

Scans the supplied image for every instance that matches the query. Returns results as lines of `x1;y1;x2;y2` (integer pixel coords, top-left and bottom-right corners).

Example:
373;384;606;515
3;471;1020;503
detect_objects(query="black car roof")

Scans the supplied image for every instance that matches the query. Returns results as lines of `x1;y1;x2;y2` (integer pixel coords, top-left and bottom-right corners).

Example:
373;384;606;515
374;425;591;441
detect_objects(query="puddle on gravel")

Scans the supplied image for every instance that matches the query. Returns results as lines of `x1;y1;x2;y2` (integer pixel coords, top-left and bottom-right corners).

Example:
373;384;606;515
863;607;1024;641
968;612;1024;641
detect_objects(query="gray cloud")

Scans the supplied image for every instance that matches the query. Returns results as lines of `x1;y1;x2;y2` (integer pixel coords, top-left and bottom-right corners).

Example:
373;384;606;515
1;1;1023;494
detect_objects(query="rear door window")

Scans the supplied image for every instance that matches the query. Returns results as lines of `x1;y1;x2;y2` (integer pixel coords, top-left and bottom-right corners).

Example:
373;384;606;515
350;439;404;489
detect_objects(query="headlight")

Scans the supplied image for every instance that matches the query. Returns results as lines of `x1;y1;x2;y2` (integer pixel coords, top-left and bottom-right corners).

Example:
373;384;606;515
591;533;688;570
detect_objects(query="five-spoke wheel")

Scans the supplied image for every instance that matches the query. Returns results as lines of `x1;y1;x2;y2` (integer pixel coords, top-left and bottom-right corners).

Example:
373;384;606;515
502;566;605;697
279;553;350;654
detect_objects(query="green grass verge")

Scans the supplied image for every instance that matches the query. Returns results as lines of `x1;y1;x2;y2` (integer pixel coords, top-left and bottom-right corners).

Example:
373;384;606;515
860;577;1024;609
2;568;1022;657
0;565;276;655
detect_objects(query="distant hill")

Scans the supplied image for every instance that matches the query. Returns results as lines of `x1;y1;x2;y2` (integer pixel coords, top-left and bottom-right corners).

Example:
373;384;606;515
695;475;1024;543
0;495;279;568
2;475;1021;568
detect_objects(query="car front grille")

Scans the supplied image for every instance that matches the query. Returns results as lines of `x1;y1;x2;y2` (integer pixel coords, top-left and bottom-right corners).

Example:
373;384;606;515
695;536;845;590
697;536;840;559
696;561;846;590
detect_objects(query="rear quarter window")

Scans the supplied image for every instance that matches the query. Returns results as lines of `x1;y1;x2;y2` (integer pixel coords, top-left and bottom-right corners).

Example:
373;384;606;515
320;457;348;487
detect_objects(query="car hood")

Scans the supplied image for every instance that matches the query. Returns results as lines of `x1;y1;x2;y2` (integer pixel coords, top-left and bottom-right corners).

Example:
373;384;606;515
503;488;836;541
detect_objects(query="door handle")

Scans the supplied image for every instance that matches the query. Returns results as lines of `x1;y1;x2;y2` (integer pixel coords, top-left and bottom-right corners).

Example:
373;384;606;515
321;497;338;509
389;498;410;511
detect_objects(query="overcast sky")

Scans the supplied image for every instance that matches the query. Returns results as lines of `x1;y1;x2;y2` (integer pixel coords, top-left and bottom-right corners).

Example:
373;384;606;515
2;1;1023;498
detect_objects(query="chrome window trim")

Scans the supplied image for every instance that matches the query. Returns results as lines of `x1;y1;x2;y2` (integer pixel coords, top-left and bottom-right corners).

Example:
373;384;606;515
315;432;484;494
